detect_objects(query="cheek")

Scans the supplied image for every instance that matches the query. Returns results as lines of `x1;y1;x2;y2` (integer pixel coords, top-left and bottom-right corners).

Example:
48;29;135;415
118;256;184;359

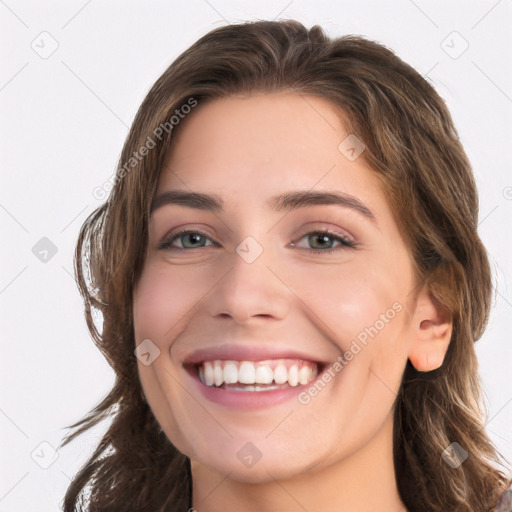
133;264;209;345
288;258;410;347
285;253;412;404
133;265;213;458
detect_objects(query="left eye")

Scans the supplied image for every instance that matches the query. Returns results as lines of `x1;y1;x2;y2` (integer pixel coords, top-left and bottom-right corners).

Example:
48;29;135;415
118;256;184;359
158;230;216;250
292;230;356;251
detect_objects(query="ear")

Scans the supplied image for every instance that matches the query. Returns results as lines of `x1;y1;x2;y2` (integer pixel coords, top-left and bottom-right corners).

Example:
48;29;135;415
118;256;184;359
408;285;453;372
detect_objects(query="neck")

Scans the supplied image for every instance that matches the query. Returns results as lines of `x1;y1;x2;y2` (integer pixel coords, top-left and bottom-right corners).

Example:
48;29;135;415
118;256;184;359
190;412;407;512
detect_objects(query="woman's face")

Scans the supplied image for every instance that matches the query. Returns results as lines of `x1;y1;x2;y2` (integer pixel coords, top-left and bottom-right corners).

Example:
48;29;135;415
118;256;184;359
133;92;420;482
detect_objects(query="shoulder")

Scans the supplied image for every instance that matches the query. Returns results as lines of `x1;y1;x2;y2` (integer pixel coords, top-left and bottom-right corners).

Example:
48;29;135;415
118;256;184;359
495;483;512;512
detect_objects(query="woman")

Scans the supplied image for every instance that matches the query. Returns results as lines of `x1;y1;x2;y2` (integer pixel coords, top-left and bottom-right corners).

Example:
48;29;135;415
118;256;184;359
62;20;511;511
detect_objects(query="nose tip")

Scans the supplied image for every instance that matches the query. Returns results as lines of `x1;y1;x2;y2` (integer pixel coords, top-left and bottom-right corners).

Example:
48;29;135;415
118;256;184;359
208;249;290;323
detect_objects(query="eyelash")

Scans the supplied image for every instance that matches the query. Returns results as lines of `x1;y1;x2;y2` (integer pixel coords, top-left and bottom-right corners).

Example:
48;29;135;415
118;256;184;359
157;228;357;255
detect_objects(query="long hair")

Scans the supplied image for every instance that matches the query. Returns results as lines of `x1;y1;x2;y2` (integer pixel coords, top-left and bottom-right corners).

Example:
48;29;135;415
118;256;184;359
62;20;511;511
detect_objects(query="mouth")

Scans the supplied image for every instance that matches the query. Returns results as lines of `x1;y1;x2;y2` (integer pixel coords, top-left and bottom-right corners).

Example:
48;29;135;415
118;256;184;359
181;345;332;409
186;358;322;391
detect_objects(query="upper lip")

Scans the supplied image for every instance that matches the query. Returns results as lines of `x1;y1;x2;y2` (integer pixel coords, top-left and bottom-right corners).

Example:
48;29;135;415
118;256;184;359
182;344;329;365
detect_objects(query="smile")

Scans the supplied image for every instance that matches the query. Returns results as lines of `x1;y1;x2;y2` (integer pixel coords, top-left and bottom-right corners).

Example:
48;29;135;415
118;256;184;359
182;345;330;409
196;359;319;390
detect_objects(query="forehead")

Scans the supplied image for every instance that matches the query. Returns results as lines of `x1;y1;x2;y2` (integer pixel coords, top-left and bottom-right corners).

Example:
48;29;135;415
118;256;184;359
164;92;347;170
157;92;386;217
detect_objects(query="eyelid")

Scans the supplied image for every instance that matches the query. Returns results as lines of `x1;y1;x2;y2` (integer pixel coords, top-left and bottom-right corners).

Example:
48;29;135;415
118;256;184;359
292;219;355;243
290;228;356;251
157;228;219;250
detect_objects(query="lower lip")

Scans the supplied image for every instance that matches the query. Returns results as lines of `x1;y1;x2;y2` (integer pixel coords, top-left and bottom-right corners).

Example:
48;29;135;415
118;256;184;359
187;367;321;410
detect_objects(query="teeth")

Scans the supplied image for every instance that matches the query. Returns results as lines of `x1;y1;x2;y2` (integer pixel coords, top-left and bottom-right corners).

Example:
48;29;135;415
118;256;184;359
197;359;318;389
288;364;299;386
223;362;238;384
213;361;224;386
238;361;256;384
255;365;273;384
203;362;214;386
298;365;310;385
226;384;281;392
273;364;288;385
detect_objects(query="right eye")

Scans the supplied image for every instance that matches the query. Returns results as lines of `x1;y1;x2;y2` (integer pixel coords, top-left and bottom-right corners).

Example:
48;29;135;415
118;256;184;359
158;230;218;250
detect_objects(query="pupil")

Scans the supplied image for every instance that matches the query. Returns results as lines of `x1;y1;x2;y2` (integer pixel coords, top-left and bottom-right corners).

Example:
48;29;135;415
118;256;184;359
311;234;331;249
185;234;203;247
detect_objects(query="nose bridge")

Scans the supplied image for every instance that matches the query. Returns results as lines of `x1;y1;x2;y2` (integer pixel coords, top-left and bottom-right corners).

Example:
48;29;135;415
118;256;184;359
209;236;290;322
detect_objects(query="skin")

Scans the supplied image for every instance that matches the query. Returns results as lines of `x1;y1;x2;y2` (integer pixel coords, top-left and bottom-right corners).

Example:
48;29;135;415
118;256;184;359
132;93;453;512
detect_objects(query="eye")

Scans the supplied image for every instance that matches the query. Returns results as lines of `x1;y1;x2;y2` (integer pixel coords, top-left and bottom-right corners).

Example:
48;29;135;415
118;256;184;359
291;230;356;254
158;229;218;250
158;228;356;254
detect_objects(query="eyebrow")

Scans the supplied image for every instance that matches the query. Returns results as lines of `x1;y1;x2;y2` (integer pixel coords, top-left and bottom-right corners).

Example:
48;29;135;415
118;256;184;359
150;190;222;213
150;189;377;224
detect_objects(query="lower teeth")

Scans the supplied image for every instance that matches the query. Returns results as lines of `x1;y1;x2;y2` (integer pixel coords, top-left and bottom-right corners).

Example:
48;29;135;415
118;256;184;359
222;383;284;392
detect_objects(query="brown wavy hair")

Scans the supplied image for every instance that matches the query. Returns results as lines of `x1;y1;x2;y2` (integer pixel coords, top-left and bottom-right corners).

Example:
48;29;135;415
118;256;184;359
61;19;511;511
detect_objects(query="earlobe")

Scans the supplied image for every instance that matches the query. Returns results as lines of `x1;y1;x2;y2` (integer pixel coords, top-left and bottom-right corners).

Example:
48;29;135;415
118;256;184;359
408;345;448;373
408;287;453;372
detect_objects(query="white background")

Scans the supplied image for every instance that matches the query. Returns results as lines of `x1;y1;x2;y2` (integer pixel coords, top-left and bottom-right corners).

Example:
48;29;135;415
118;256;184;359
1;1;511;510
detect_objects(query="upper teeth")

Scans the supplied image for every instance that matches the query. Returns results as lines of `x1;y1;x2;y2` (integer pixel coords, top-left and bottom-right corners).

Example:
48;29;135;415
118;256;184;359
197;359;318;387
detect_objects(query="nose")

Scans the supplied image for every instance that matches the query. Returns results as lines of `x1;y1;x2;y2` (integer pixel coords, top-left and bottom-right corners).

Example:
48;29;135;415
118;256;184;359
207;244;291;324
